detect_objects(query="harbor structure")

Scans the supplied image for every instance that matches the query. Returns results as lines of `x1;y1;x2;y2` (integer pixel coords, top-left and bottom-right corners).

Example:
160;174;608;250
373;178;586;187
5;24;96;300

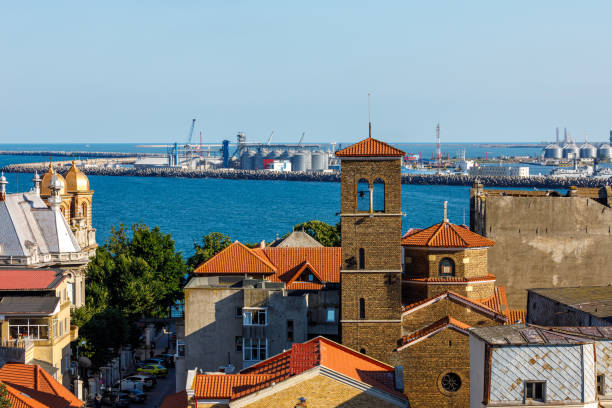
468;165;529;178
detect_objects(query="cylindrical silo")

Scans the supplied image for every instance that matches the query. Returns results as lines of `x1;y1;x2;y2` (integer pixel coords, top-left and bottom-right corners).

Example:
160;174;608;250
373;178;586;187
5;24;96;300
543;144;562;159
598;144;612;160
254;149;268;170
562;143;579;159
311;151;328;171
291;153;307;172
580;143;597;159
241;150;256;170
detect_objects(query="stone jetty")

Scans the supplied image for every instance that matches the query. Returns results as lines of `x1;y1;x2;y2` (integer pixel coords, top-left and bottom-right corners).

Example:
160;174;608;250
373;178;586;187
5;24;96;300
0;150;163;158
3;161;612;189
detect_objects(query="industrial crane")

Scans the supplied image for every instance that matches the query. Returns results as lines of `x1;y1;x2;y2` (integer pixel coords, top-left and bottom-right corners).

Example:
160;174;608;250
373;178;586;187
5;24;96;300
298;132;306;147
187;119;196;144
266;131;274;145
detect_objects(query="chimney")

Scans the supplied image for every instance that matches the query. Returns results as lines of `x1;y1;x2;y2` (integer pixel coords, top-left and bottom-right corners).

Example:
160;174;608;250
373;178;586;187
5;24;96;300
259;240;265;248
0;172;7;201
32;172;41;195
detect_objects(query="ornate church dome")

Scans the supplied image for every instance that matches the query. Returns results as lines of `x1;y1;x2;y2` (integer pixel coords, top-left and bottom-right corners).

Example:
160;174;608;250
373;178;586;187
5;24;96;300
65;161;90;192
41;163;66;196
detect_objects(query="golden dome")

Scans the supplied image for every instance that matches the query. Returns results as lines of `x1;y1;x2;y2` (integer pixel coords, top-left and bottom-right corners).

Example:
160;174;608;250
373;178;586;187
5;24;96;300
41;163;66;196
65;161;90;192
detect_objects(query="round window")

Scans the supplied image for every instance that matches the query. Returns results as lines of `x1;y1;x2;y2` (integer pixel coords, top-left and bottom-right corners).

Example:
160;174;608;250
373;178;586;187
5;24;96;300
441;372;461;392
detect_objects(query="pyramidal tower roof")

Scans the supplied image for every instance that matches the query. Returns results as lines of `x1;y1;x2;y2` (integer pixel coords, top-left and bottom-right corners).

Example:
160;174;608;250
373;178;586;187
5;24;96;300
335;137;405;157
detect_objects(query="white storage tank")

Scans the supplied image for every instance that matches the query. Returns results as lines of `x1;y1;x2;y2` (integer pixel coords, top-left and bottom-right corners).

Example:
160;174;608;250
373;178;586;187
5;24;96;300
291;153;308;172
562;143;579;159
598;144;612;159
579;143;597;159
543;144;562;159
311;151;328;171
241;150;256;170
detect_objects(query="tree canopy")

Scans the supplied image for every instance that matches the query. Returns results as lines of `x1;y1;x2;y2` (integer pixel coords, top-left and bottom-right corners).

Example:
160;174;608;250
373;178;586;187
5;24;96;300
290;220;341;247
187;232;232;270
0;383;10;408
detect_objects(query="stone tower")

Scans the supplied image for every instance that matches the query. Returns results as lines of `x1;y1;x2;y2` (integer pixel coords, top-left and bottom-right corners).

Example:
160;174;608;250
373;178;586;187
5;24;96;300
336;135;405;362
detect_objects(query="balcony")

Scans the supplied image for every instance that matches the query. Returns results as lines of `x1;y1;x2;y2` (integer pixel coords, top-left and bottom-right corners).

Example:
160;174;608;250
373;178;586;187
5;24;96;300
0;339;34;364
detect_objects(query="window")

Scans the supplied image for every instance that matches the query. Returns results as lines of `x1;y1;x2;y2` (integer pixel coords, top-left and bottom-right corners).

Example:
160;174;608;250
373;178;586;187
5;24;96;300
525;381;546;402
235;307;243;318
359;298;365;319
8;318;49;340
235;336;243;352
287;320;294;342
357;178;370;212
243;308;267;326
243;338;267;362
65;318;68;333
597;375;605;395
326;309;336;322
372;178;385;212
59;320;63;337
439;258;455;276
441;372;462;392
66;282;74;304
360;348;366;354
53;318;58;338
359;248;365;270
82;203;88;219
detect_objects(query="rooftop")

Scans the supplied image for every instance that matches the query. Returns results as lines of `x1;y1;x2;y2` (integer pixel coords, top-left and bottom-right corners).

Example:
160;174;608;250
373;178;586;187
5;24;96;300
0;296;59;315
335;137;405;158
469;324;605;345
0;269;64;291
268;230;323;248
529;285;612;319
401;221;495;248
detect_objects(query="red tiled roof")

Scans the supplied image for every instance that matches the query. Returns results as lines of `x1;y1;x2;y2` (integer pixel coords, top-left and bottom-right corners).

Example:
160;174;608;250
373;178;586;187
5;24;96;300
0;270;63;290
160;390;188;408
402;291;507;322
194;337;404;402
401;222;495;248
505;309;527;324
0;381;47;408
404;274;497;283
0;363;83;408
194;244;341;288
398;316;471;349
335;137;405;157
477;286;508;313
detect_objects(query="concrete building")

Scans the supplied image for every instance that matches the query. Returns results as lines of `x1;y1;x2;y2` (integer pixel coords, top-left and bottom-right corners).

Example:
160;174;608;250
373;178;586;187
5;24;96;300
0;269;78;385
468;165;529;178
470;182;612;308
527;286;612;326
0;362;84;407
183;242;340;377
170;337;408;408
470;324;612;408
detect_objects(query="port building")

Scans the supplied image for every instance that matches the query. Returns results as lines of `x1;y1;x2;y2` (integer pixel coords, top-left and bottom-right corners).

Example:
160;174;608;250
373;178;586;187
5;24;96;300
468;165;529;178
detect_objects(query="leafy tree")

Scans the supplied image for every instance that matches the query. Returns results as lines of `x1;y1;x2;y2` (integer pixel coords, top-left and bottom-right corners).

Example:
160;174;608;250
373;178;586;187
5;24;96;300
290;220;341;247
187;232;232;270
0;383;10;408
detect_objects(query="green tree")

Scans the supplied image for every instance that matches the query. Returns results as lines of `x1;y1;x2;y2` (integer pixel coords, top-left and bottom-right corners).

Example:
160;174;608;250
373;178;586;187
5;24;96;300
0;383;11;408
187;232;232;270
290;220;341;247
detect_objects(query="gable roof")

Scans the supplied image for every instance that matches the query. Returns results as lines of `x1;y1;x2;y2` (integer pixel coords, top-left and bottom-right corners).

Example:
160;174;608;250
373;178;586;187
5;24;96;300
0;363;83;408
335;137;405;158
401;221;495;248
193;337;405;403
193;243;341;288
402;291;507;322
397;316;471;350
0;269;64;291
0;381;48;408
470;324;595;346
269;231;323;248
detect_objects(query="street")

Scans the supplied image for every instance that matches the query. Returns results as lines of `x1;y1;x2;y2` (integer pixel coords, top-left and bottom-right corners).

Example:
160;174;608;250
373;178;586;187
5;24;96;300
146;367;176;407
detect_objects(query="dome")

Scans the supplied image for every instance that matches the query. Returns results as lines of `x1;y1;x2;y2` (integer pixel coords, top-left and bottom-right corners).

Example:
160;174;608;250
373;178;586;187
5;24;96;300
41;164;66;196
65;161;90;192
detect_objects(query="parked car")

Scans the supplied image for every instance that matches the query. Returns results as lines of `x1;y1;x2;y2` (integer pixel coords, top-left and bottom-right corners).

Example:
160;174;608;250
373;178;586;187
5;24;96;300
137;364;167;377
155;353;175;368
124;389;146;403
112;379;144;393
123;374;156;389
101;390;131;407
136;358;165;367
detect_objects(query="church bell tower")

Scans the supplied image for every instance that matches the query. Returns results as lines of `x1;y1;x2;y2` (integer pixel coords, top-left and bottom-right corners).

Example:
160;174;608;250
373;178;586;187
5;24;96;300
336;131;405;362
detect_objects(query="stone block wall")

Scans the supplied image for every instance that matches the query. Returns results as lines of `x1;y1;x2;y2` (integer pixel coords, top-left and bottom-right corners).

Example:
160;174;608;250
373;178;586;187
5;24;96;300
403;248;488;280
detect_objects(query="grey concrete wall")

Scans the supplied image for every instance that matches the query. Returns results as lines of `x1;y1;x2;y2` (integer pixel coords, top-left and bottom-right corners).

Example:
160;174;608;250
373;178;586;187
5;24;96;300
526;291;610;326
472;192;612;308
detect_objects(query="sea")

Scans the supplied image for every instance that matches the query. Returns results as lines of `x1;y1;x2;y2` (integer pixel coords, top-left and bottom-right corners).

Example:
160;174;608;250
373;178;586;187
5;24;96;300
0;143;549;257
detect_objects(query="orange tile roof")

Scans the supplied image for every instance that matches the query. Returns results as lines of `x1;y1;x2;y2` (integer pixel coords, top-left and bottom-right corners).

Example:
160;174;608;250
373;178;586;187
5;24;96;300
404;274;497;283
401;222;495;248
194;244;341;287
193;241;277;275
476;286;508;314
0;381;48;408
335;137;405;157
160;390;188;408
0;270;63;290
402;291;507;322
0;363;83;408
194;337;405;402
505;309;527;324
398;316;471;349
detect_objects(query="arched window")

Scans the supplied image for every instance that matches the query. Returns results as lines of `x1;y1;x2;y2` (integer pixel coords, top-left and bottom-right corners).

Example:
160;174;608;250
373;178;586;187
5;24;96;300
356;178;370;212
373;178;385;212
358;248;365;269
359;298;365;319
439;258;455;276
81;202;88;219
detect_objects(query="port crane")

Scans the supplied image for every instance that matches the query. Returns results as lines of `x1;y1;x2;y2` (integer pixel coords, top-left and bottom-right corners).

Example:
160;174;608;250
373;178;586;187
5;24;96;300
187;119;196;144
266;131;274;145
298;132;306;147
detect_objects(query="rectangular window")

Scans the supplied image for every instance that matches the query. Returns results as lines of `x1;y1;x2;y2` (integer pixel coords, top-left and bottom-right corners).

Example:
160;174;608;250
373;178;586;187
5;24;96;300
525;381;546;402
598;374;605;395
243;338;267;362
53;318;58;338
7;318;50;340
326;309;335;322
287;320;294;342
243;308;267;326
235;307;242;318
235;336;243;352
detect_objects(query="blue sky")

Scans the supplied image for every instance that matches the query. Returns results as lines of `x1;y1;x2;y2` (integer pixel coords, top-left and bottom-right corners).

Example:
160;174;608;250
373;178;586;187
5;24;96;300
1;1;611;144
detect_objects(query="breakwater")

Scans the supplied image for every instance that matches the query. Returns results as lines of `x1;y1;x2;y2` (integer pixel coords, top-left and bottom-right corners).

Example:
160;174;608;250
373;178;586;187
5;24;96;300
3;162;612;189
0;150;162;158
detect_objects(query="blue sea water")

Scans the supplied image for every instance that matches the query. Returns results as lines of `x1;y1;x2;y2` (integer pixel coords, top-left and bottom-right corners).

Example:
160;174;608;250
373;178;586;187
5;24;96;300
0;143;546;257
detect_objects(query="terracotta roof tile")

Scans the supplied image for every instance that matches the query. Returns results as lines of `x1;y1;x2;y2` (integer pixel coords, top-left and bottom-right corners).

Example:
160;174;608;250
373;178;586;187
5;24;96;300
477;286;508;313
195;337;405;402
193;241;277;275
404;274;497;283
335;137;405;157
402;291;507;322
160;390;188;408
398;316;471;349
0;381;47;408
505;309;527;324
0;270;63;290
401;222;495;248
0;363;83;408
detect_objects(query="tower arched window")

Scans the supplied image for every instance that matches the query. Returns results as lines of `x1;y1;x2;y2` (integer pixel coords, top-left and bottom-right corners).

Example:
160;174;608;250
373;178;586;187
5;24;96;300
356;178;370;212
81;202;88;219
439;258;455;276
358;248;365;270
359;298;366;319
373;178;385;212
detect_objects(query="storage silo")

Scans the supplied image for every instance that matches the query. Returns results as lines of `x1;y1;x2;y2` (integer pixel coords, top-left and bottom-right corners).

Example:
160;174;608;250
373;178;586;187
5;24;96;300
254;149;268;170
562;142;579;159
543;144;562;159
241;150;256;170
580;143;597;159
291;153;308;172
311;151;328;171
598;144;612;160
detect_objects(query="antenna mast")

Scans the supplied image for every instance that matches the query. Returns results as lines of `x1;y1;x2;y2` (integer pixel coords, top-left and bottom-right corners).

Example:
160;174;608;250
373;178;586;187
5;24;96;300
368;93;372;138
436;123;441;173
